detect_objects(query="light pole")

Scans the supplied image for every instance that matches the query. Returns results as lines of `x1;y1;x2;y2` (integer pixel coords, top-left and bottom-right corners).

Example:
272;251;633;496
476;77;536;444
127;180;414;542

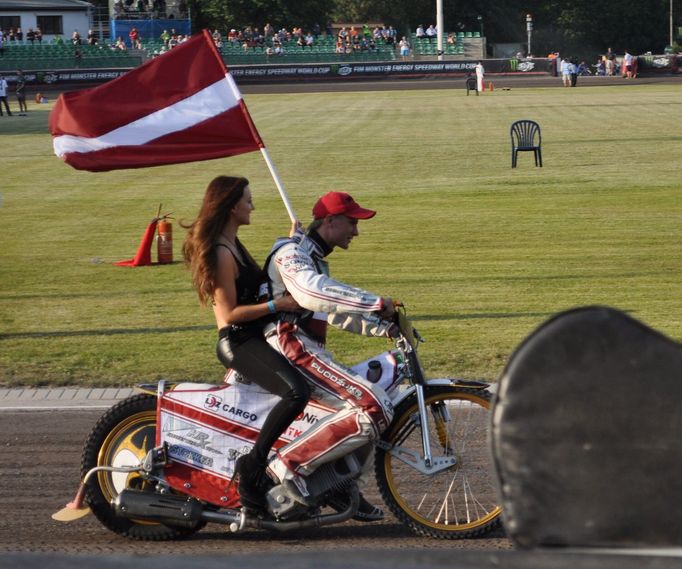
478;15;484;38
526;14;533;57
437;0;444;60
670;0;674;47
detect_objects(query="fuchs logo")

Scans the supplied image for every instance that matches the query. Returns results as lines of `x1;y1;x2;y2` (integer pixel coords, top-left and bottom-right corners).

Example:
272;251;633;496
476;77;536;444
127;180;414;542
653;57;669;68
44;72;58;84
338;66;352;76
204;394;222;410
518;61;535;72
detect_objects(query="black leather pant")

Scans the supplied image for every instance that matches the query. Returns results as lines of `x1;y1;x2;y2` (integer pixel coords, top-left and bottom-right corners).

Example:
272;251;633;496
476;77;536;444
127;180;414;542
217;328;310;466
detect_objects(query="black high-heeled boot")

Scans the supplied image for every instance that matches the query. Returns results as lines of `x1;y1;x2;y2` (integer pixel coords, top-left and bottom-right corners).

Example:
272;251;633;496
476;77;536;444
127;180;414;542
234;453;273;511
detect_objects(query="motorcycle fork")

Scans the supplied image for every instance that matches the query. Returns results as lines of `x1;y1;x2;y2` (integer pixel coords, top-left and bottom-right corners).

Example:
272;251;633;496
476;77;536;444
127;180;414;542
414;384;434;467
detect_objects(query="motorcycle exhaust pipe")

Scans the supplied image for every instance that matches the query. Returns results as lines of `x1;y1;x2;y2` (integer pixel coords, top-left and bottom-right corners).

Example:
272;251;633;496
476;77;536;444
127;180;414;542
112;489;205;529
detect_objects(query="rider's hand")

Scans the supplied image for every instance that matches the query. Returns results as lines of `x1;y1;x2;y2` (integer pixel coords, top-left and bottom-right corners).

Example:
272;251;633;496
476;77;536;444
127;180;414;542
378;297;395;320
276;295;302;313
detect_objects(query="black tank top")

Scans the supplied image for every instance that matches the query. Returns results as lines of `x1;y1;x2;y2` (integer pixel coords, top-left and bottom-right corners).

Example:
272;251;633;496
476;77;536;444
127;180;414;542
216;240;265;306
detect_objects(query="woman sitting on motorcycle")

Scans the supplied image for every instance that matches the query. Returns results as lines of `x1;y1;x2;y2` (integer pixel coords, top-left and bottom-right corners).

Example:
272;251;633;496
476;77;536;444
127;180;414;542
182;175;310;511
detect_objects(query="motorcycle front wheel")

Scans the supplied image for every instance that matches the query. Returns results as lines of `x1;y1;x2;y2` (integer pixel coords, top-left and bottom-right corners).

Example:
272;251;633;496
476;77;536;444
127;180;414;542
81;393;202;540
375;385;502;539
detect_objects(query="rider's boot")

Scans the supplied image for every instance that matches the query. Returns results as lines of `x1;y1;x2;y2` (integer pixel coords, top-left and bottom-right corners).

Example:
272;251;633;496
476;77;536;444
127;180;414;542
267;457;315;506
234;452;274;511
327;491;385;522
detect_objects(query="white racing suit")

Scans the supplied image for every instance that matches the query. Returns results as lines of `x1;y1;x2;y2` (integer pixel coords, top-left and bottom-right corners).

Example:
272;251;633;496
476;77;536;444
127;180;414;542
264;230;395;479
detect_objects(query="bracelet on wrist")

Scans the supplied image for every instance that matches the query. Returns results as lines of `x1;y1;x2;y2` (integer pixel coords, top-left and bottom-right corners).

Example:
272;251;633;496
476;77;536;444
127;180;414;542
267;300;276;314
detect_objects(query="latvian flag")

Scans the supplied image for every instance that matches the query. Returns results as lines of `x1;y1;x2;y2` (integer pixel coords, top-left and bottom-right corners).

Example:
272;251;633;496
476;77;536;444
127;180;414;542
49;30;263;172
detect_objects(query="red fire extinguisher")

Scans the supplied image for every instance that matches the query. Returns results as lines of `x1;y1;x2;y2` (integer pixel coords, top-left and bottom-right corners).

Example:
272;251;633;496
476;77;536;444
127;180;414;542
156;205;174;264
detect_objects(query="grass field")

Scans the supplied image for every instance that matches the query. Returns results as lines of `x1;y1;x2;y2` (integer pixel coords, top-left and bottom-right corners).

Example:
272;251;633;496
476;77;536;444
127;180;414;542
1;81;681;387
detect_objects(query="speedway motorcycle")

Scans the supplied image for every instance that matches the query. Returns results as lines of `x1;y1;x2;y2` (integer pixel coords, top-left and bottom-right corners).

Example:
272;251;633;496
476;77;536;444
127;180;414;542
53;308;502;540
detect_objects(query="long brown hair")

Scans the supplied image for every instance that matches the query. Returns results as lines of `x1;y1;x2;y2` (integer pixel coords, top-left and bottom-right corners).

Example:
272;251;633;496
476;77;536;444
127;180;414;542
182;176;250;306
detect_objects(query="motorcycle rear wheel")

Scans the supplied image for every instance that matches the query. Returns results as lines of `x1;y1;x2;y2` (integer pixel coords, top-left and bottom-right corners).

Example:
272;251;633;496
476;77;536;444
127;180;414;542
376;385;502;539
81;393;203;540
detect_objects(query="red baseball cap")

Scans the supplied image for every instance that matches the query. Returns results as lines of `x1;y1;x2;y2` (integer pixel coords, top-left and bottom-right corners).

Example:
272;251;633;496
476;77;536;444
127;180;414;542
312;192;376;220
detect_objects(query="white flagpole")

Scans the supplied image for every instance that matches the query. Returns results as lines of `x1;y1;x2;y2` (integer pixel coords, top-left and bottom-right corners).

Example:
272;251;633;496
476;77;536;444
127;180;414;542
259;146;297;223
221;65;297;223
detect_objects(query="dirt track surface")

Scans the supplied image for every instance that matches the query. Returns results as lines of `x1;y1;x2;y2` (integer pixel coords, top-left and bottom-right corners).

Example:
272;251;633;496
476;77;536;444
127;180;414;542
0;409;511;554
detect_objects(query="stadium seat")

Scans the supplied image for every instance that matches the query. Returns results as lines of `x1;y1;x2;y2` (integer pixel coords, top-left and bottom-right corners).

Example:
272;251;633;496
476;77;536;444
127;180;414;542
510;119;542;167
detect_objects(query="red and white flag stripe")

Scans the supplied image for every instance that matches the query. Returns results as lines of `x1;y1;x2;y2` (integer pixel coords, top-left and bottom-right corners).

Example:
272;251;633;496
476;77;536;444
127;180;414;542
49;30;262;172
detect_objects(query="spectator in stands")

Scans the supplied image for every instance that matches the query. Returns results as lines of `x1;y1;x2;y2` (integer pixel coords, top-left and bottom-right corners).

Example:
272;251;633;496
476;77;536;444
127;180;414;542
160;29;170;46
212;29;221;44
351;35;361;51
35;27;42;44
363;24;371;38
153;0;165;18
168;34;179;48
72;30;82;45
74;48;82;66
313;23;321;38
335;39;345;54
15;69;27;116
115;36;127;50
415;25;425;38
349;26;359;42
594;57;605;76
385;26;396;45
27;29;35;44
16;28;23;43
337;27;348;43
88;29;98;45
54;35;64;45
273;40;284;56
0;33;3;57
129;27;139;47
227;29;237;43
426;25;437;37
399;36;410;60
113;0;125;19
263;23;274;38
0;74;12;116
373;26;383;40
447;33;455;45
6;29;14;43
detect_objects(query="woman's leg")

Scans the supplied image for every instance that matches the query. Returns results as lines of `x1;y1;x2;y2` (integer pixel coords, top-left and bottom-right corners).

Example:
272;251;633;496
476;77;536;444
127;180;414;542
217;333;309;509
225;335;310;463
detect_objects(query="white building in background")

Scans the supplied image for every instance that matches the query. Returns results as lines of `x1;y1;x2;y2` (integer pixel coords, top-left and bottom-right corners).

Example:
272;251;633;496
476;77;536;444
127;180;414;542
0;0;93;42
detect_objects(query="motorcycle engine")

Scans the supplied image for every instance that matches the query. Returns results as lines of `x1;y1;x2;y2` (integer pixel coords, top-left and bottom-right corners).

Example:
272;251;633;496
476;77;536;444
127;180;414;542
266;453;361;519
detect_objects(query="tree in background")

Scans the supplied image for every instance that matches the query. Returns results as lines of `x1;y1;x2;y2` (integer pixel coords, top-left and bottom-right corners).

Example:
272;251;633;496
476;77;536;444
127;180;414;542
175;0;681;57
187;0;328;34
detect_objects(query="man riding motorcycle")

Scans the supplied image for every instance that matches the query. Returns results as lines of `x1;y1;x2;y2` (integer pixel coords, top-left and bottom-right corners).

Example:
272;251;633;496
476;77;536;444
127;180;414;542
263;191;396;520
